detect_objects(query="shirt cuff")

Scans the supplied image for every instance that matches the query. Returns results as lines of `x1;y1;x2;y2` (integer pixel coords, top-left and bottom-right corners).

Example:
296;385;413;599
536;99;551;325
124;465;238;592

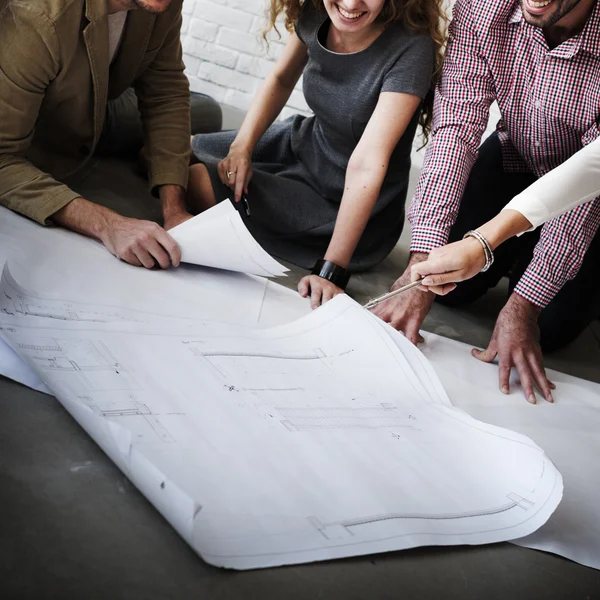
513;268;564;308
409;225;451;254
36;187;82;225
149;166;190;198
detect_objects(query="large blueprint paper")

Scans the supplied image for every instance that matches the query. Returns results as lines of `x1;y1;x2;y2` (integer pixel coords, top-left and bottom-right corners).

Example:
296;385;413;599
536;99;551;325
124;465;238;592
0;206;270;327
169;201;288;277
420;333;600;571
0;267;562;569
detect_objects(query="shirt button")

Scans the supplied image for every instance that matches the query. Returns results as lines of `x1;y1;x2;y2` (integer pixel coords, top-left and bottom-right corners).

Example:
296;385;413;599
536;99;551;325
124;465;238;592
534;100;542;109
534;141;541;147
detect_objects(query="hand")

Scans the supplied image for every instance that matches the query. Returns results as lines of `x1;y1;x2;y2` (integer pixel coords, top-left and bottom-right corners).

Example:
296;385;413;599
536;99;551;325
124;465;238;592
371;253;435;344
473;293;555;404
411;237;487;295
298;275;345;309
163;211;193;231
217;145;253;203
100;215;181;269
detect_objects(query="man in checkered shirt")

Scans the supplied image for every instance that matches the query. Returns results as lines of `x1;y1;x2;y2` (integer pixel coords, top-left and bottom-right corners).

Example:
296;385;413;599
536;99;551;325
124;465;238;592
373;0;600;404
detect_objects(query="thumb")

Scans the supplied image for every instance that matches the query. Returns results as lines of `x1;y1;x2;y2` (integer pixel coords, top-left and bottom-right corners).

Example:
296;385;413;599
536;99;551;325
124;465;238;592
297;278;310;298
421;272;460;287
410;261;431;282
472;342;498;363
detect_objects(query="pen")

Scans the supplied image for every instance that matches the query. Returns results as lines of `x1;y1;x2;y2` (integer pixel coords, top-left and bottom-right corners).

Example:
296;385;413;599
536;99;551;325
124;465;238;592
363;279;424;310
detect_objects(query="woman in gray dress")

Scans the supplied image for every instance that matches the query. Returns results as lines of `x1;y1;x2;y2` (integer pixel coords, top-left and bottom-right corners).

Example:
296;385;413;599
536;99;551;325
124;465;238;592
188;0;446;307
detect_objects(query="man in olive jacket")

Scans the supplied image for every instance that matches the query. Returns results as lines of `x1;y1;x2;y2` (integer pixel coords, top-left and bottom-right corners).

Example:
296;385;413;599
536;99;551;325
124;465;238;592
0;0;211;268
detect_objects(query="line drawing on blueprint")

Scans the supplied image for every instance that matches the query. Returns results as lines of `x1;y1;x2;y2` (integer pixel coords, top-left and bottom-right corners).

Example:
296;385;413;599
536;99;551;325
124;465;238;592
16;337;140;392
78;393;176;444
308;493;536;540
277;404;418;431
1;288;143;323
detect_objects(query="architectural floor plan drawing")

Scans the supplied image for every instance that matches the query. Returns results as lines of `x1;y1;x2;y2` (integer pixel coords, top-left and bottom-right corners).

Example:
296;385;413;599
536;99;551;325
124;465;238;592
0;265;563;570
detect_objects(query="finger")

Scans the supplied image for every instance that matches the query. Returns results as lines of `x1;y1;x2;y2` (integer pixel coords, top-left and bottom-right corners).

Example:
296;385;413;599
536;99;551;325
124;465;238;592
549;380;556;390
421;273;460;287
498;357;512;395
297;277;310;298
154;228;181;267
416;333;425;345
133;246;156;269
425;283;457;296
321;288;334;305
217;160;228;186
143;237;171;270
514;355;537;404
310;286;323;310
120;250;142;267
472;343;498;364
404;321;422;346
527;354;554;403
234;166;247;202
410;262;428;282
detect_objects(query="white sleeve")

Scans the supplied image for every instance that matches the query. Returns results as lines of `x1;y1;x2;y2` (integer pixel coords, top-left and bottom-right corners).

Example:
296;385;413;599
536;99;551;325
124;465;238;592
503;137;600;231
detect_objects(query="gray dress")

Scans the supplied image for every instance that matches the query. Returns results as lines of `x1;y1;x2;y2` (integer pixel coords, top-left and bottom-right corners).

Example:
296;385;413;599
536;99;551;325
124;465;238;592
191;2;434;271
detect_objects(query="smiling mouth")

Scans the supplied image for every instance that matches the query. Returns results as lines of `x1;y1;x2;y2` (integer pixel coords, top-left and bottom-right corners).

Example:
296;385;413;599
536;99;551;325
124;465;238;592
336;4;367;21
524;0;557;14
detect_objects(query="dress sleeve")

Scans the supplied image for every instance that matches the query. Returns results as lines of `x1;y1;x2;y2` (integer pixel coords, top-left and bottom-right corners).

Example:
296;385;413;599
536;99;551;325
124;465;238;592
294;0;316;44
381;33;435;100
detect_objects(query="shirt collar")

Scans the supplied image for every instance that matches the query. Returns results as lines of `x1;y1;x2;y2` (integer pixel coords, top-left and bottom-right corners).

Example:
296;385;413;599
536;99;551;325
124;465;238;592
508;0;600;59
579;0;600;58
509;2;523;25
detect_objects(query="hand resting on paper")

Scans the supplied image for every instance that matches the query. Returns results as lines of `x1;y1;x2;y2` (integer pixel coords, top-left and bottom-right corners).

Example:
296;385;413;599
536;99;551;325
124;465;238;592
473;293;555;404
298;275;345;309
217;145;253;203
52;198;182;269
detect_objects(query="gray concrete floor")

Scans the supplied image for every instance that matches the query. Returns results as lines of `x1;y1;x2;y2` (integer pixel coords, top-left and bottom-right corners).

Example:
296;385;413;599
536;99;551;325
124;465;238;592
1;106;599;599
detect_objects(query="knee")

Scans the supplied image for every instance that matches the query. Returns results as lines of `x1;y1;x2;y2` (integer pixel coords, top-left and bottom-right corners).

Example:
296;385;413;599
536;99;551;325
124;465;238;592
435;282;481;308
538;307;589;353
190;93;222;134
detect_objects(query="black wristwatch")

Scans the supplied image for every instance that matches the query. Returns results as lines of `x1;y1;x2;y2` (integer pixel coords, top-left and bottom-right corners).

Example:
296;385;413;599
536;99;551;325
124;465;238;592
311;259;351;290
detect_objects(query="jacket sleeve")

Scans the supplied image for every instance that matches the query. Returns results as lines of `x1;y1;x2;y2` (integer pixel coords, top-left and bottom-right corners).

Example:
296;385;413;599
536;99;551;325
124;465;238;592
0;4;81;224
134;6;191;195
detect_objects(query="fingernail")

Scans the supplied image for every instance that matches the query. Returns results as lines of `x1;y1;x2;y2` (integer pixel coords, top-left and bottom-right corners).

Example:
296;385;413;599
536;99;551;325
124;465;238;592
528;394;537;405
501;386;509;395
548;393;555;403
422;277;432;285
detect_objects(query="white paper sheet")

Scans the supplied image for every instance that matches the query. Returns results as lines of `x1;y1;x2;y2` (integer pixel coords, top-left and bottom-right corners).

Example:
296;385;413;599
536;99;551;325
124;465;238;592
0;206;271;326
420;333;600;571
0;268;562;569
169;201;288;277
0;336;50;394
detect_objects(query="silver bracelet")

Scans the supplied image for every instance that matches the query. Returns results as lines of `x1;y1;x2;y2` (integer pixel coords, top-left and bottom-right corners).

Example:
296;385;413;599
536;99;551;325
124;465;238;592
463;230;495;272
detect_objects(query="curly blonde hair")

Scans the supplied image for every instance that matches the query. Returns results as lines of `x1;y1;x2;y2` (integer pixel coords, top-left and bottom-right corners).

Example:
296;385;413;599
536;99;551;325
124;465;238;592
265;0;447;145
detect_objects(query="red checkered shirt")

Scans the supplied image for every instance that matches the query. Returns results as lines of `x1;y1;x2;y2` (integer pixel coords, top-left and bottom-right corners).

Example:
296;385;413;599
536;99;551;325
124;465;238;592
408;0;600;307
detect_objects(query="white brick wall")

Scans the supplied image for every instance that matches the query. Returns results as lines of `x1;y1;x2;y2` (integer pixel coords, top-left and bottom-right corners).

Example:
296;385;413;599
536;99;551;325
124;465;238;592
182;0;308;117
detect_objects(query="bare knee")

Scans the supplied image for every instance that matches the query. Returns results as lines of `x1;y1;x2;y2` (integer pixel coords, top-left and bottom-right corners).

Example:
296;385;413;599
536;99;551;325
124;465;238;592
187;163;216;213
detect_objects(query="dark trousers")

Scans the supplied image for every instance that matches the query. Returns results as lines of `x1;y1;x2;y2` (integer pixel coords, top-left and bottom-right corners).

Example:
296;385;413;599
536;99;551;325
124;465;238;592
437;133;600;352
95;88;223;158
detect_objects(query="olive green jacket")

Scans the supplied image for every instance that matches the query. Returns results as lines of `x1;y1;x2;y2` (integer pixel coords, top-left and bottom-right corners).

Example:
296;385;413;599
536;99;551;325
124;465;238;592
0;0;191;224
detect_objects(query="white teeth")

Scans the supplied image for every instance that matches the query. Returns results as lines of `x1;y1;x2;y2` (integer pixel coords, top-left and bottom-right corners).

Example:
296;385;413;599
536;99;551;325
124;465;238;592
529;0;553;7
337;5;365;19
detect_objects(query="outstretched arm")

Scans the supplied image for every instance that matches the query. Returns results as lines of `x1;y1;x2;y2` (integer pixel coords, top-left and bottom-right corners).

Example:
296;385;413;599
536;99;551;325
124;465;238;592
298;91;421;308
413;137;600;294
217;33;308;201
